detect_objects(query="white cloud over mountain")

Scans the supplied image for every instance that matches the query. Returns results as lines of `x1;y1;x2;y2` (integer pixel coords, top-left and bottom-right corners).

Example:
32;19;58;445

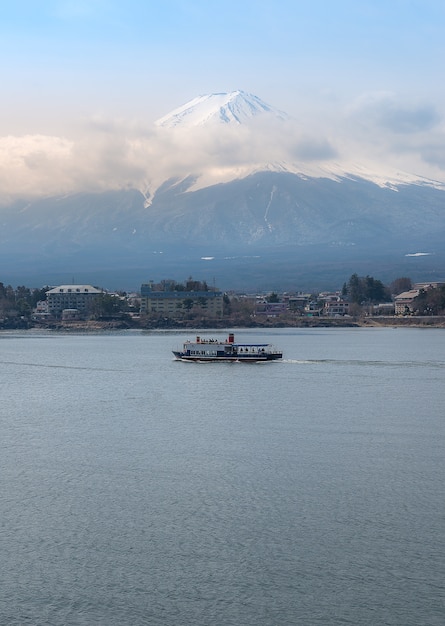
350;92;440;134
0;91;444;205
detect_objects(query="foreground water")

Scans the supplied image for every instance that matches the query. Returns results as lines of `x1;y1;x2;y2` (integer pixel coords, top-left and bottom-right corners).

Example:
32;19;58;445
1;327;444;625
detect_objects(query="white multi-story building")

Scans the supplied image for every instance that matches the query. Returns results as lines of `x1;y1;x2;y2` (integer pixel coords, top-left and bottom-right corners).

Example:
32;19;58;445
46;284;104;317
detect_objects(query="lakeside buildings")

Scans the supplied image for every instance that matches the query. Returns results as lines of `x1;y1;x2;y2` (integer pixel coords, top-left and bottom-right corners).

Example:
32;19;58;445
22;279;444;323
394;289;421;315
45;284;104;317
140;281;223;319
393;284;444;315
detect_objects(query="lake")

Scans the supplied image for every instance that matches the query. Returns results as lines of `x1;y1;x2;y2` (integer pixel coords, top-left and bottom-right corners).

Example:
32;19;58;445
1;327;444;625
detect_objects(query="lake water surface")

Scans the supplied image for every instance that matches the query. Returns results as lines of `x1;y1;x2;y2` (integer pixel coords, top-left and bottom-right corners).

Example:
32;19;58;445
1;328;444;625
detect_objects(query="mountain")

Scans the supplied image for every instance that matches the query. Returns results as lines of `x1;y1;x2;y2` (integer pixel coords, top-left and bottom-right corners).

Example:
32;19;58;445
152;91;444;192
1;171;444;291
1;92;444;291
155;90;288;128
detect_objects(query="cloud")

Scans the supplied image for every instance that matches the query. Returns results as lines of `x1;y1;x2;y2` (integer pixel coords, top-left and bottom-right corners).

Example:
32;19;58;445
350;92;441;134
291;137;338;161
418;139;445;170
0;135;74;202
342;92;445;177
1;97;444;206
379;105;439;134
0;116;343;204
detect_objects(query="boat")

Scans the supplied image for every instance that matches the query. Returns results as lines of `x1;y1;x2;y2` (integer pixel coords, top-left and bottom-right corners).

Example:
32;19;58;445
173;333;282;362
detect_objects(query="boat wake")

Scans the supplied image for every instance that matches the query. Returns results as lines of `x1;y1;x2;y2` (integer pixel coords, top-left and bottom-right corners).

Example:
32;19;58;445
282;358;445;369
281;359;315;364
0;359;122;372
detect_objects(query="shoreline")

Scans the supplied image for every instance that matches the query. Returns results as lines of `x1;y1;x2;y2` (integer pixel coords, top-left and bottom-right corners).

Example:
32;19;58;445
2;315;445;332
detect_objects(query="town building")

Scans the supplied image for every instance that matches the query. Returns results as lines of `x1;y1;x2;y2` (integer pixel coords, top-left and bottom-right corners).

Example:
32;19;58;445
254;301;288;317
46;284;104;317
324;299;350;317
414;282;445;290
287;294;311;312
394;289;420;314
372;302;395;315
140;283;223;318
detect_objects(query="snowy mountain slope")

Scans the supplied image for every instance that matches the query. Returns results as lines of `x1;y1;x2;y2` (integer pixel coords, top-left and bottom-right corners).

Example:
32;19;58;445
153;91;445;192
182;160;445;195
2;171;444;290
1;91;444;289
155;90;289;128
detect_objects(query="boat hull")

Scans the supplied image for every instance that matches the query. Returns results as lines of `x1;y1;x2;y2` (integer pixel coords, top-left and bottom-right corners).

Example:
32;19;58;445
173;352;282;362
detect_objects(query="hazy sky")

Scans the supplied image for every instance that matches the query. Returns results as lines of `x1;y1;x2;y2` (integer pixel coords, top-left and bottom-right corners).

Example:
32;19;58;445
1;0;445;201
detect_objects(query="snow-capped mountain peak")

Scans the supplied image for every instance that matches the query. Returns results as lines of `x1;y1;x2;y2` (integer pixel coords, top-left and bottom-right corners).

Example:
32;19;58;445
152;90;445;192
155;90;288;128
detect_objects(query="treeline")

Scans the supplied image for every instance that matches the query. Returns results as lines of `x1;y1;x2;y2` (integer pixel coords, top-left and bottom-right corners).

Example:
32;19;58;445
342;274;418;304
342;274;390;304
0;283;48;324
342;274;445;314
150;279;211;292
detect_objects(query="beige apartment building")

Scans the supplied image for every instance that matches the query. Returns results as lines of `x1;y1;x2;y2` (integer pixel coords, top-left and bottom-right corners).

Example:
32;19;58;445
140;284;223;318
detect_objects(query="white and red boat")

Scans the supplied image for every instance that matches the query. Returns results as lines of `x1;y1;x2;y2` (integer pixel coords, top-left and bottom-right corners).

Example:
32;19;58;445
173;333;282;362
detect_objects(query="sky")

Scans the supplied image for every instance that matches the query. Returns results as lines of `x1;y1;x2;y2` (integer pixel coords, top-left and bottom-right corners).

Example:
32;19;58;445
1;0;445;202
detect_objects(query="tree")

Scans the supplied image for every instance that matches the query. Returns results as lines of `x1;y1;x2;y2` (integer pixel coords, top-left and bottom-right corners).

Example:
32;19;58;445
364;275;388;302
347;273;362;304
30;287;50;307
93;293;125;317
183;298;194;311
15;286;31;301
390;277;412;296
223;293;231;315
413;285;445;315
228;296;255;322
185;278;208;292
266;292;279;303
344;273;389;304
